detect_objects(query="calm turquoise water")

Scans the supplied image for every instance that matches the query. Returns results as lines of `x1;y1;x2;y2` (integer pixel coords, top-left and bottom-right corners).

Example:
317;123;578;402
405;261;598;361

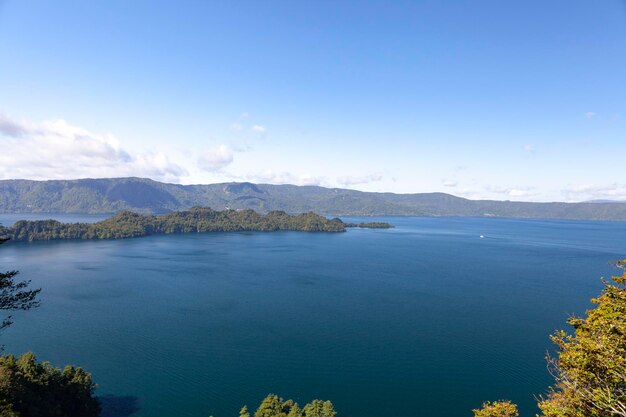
1;216;625;417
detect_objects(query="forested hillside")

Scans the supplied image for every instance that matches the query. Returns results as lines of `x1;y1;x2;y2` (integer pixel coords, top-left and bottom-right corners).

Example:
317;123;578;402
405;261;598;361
0;206;391;242
2;177;626;220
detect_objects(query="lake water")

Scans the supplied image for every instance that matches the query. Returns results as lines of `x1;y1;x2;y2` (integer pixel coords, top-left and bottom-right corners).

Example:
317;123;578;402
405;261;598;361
1;215;625;417
0;212;110;226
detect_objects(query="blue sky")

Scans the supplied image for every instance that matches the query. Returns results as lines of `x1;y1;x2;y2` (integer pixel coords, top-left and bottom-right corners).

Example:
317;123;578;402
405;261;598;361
1;0;625;201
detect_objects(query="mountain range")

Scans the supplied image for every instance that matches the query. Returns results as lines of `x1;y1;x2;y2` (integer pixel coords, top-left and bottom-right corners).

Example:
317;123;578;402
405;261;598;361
1;177;626;221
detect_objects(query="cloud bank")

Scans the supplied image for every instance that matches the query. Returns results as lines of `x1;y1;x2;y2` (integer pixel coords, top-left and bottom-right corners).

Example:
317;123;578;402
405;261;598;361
0;113;186;182
242;171;384;189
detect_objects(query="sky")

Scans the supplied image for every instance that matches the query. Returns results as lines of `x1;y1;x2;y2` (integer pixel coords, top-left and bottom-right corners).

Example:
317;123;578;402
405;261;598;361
1;0;625;202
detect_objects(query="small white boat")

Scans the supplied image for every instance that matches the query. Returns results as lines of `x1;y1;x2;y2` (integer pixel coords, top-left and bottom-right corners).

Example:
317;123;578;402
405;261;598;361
479;235;484;238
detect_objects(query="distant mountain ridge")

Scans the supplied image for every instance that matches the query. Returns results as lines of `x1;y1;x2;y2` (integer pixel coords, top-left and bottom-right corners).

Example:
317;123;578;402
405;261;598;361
1;177;626;221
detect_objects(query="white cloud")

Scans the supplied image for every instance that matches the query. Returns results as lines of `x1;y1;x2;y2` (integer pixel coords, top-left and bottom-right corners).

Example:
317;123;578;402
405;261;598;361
132;152;187;180
336;174;382;187
563;183;626;201
242;171;383;189
251;125;266;134
486;185;537;198
523;144;535;154
508;189;534;197
197;145;234;172
442;179;458;187
0;114;186;182
0;113;32;137
584;111;596;119
246;171;324;186
451;185;540;200
230;113;266;136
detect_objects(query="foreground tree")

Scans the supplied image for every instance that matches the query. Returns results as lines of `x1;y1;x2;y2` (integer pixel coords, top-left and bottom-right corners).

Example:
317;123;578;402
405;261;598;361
474;260;626;417
239;395;336;417
473;401;519;417
0;352;100;417
302;400;335;417
538;260;626;417
255;394;286;417
0;238;40;333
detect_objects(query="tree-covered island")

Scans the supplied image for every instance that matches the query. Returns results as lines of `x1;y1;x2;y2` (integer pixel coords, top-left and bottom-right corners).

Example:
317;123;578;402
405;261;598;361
0;207;393;242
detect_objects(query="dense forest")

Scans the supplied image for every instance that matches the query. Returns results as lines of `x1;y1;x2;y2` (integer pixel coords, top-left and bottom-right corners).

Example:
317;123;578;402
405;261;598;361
0;207;392;242
0;352;100;417
2;177;626;220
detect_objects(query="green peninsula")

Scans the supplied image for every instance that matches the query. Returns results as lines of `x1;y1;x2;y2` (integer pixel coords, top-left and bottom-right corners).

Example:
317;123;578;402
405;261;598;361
0;207;392;242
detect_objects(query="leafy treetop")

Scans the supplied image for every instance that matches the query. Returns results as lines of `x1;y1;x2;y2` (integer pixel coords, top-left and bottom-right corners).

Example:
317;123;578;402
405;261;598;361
474;260;626;417
237;394;336;417
0;352;100;417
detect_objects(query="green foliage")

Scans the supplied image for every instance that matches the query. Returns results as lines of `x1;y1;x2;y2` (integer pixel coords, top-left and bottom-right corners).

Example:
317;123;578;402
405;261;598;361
254;394;285;417
0;207;356;242
238;395;335;417
302;400;335;417
0;238;40;332
3;177;626;220
0;352;100;417
472;401;519;417
285;403;303;417
476;261;626;417
537;260;626;417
